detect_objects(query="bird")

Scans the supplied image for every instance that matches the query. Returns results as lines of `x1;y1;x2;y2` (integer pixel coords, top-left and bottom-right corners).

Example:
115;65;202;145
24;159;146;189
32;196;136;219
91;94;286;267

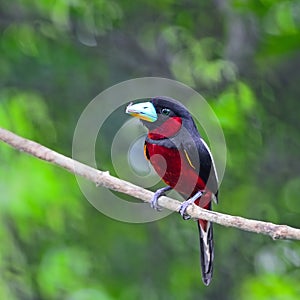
126;96;219;286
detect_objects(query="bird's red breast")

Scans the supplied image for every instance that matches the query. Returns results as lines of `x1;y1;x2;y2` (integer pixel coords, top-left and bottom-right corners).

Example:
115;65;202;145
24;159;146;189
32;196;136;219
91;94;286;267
145;142;211;210
147;117;182;140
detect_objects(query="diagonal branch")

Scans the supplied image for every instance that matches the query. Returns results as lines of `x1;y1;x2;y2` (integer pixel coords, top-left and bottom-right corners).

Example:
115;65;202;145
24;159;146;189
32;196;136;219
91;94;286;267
0;127;300;240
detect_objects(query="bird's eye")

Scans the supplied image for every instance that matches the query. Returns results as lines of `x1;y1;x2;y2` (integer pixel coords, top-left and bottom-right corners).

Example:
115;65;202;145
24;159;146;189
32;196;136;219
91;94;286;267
161;108;171;116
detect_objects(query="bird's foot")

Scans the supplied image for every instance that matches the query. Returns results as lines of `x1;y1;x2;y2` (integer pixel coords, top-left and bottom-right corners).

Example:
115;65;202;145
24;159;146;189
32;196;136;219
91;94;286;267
178;191;203;220
151;186;172;211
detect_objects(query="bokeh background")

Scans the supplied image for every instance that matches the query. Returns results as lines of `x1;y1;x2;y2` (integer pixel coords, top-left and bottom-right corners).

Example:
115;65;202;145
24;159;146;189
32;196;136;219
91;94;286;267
1;1;300;299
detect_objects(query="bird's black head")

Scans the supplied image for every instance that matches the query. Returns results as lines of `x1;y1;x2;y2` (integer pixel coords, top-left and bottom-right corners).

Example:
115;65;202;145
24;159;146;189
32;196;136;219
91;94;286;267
126;96;194;133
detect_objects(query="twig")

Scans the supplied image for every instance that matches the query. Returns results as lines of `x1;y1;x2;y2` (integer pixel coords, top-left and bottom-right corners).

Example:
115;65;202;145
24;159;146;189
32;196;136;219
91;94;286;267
0;127;299;240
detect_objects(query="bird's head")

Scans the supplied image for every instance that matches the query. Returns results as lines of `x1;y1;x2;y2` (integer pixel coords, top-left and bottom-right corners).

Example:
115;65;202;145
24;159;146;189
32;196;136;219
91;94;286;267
126;96;194;139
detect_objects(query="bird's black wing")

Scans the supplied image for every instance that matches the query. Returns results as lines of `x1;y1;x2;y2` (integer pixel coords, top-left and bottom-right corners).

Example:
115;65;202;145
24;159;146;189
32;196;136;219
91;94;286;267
181;137;219;200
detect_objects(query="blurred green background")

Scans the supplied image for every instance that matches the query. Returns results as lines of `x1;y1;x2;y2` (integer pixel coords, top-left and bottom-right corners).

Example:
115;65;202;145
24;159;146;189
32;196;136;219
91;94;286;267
1;0;300;299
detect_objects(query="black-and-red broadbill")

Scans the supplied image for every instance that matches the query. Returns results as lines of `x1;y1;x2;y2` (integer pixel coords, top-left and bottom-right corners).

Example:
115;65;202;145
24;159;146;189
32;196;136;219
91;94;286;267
126;96;219;285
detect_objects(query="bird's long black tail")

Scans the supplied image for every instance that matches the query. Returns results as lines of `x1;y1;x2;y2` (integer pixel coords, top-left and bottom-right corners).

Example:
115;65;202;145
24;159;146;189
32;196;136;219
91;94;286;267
197;211;214;286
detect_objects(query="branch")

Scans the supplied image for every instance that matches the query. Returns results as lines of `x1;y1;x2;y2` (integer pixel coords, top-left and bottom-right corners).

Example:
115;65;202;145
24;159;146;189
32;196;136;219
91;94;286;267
0;127;300;240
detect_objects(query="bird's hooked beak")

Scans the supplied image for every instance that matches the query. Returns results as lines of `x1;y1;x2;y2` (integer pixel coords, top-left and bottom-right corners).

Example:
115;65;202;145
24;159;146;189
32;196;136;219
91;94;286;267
125;101;158;122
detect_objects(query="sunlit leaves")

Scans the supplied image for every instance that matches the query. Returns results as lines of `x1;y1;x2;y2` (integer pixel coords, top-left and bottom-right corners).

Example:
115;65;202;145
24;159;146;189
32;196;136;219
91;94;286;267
38;247;92;298
0;90;56;141
212;81;256;130
161;26;237;88
35;0;122;36
238;273;300;300
0;91;81;236
233;0;300;57
268;1;299;35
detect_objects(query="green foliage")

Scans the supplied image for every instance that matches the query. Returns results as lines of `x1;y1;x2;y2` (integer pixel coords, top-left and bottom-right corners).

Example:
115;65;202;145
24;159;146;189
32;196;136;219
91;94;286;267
238;274;300;300
1;0;300;299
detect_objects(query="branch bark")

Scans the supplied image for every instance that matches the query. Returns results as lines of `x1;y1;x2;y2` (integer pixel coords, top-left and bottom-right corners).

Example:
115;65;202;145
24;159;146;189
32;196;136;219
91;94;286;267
0;127;300;240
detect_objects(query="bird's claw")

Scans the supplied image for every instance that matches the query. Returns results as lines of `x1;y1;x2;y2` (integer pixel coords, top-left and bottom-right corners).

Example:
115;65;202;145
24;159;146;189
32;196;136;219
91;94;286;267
178;191;203;220
150;186;172;211
151;194;163;211
179;201;192;220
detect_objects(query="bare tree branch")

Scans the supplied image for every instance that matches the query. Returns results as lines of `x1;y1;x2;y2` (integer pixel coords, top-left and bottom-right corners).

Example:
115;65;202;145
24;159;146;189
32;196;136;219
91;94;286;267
0;127;300;240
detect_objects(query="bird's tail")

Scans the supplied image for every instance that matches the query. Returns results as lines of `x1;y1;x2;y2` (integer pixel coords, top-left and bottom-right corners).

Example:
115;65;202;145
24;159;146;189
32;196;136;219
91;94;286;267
197;204;214;286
